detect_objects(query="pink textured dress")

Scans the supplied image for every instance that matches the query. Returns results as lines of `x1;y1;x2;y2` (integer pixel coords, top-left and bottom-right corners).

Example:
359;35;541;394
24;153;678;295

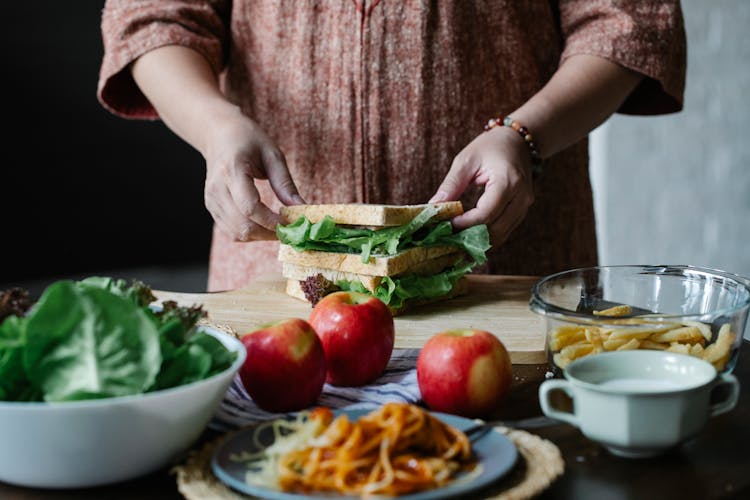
98;0;686;291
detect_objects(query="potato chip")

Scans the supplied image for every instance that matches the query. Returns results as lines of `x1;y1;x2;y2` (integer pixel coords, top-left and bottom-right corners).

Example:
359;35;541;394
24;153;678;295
701;324;735;364
682;320;712;342
553;352;572;369
649;326;704;345
552;325;588;337
560;342;596;360
584;328;605;351
640;340;669;351
549;326;588;350
608;328;662;341
602;337;631;351
712;353;731;371
593;304;632;317
666;342;690;355
689;343;704;356
616;338;640;351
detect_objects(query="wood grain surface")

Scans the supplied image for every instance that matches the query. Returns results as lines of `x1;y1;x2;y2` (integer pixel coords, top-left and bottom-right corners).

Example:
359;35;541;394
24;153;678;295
154;274;547;364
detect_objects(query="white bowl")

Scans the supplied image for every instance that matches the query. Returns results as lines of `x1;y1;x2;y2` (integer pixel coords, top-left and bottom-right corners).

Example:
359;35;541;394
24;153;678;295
539;350;740;458
0;326;245;489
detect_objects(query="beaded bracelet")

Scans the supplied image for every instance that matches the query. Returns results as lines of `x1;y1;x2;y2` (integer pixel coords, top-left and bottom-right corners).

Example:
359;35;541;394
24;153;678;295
484;115;542;172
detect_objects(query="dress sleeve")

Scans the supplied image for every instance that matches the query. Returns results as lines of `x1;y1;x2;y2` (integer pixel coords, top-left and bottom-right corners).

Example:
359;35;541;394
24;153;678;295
97;0;230;119
558;0;687;115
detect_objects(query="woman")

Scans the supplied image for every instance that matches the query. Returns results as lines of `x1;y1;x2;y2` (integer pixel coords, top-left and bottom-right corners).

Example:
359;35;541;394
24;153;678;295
97;1;686;291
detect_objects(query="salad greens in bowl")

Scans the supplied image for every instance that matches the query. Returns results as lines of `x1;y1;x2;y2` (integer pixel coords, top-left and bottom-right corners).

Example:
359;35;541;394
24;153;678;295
0;277;245;488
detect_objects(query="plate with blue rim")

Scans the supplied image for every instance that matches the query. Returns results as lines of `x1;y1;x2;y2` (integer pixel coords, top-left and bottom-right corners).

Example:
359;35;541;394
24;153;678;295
211;408;518;500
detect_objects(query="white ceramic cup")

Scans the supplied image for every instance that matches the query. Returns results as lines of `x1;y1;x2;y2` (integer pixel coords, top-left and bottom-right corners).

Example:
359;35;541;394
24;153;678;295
538;350;739;458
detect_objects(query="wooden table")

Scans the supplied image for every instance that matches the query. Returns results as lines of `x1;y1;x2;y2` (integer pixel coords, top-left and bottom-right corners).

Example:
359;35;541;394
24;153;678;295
2;272;749;500
2;340;748;499
152;274;549;363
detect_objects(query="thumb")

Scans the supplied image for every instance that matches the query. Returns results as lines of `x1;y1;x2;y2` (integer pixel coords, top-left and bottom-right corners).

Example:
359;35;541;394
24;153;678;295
263;149;306;205
429;157;475;203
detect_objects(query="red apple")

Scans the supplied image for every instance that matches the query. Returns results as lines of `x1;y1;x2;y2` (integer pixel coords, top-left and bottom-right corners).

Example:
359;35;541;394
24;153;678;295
239;318;327;412
309;291;395;387
417;329;512;418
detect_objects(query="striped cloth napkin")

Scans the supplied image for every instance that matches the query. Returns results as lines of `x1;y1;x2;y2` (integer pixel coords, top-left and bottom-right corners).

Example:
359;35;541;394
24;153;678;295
210;349;422;432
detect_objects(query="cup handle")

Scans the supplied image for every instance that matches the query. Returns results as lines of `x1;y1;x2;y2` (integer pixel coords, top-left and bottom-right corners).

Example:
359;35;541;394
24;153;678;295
538;380;579;427
709;373;740;418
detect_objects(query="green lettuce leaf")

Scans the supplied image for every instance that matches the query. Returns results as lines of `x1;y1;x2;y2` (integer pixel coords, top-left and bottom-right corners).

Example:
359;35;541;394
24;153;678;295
276;206;491;264
0;316;31;401
429;224;491;264
23;282;162;402
0;278;237;403
150;342;211;391
337;259;476;309
150;321;235;392
78;276;156;307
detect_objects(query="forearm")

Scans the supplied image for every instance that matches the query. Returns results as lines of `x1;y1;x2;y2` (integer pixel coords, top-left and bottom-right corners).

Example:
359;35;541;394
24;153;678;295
130;45;239;156
511;54;644;158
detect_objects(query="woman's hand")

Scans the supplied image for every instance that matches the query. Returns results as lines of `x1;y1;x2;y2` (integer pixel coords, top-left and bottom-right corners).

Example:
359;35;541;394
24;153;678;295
202;107;305;241
429;54;645;247
130;45;305;242
431;127;535;245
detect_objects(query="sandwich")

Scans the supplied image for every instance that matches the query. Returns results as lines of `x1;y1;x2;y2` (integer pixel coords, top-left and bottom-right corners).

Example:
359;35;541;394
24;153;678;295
275;202;491;315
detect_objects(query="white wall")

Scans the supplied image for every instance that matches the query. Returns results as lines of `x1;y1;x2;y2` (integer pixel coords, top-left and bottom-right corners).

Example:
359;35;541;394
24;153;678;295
590;0;750;336
592;0;750;276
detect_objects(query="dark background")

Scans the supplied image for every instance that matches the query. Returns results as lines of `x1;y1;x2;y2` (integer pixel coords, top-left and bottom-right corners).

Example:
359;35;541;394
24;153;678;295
1;2;213;292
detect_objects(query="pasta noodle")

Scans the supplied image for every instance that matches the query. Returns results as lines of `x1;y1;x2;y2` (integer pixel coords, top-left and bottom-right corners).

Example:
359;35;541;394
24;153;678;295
236;403;475;497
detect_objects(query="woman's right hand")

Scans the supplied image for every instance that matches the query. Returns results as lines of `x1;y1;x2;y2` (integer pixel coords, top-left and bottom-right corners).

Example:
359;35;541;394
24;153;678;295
202;106;305;241
130;45;304;242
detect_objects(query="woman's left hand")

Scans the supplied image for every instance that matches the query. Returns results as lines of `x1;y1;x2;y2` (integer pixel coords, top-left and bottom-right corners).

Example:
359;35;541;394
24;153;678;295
430;126;535;245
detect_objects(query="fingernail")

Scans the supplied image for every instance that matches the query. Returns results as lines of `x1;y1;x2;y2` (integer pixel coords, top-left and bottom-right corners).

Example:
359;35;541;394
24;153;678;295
450;214;464;228
293;194;306;205
429;190;448;203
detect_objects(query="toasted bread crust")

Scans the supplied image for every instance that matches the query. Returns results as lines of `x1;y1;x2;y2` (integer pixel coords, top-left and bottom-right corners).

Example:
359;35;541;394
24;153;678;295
280;201;463;226
278;244;460;276
281;253;464;293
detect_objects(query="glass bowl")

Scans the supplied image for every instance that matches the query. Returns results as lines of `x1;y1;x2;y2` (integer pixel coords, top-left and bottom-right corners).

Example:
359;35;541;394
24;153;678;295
529;265;750;374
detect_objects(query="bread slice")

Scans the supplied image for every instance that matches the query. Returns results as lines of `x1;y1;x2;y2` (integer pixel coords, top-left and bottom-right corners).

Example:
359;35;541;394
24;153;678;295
283;263;384;293
278;244;459;276
282;253;465;293
285;278;316;302
285;277;469;316
280;201;463;226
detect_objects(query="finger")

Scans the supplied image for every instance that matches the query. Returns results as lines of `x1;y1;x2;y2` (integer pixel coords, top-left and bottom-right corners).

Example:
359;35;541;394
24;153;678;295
229;168;283;232
204;178;236;237
451;177;508;229
487;194;530;246
429;155;477;203
262;149;306;205
209;184;277;240
231;216;277;241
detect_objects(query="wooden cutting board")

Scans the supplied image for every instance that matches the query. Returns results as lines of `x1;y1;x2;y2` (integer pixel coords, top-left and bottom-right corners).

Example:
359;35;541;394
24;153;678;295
153;274;547;364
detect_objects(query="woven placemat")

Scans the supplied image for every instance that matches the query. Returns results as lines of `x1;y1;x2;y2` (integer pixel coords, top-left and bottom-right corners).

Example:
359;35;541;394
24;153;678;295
173;426;564;500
